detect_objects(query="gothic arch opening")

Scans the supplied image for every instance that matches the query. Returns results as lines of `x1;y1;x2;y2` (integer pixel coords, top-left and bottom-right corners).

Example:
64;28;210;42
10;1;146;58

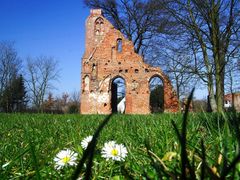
149;76;164;113
111;77;126;113
83;75;90;92
95;17;104;35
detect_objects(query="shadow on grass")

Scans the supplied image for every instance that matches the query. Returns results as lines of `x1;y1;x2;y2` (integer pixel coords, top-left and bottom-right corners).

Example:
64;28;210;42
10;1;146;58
72;89;240;179
145;89;240;179
72;114;112;180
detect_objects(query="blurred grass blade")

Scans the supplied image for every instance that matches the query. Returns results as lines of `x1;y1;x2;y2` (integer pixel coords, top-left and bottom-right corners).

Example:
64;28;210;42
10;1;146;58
200;140;205;180
28;139;40;179
220;153;240;178
228;112;240;148
24;127;41;180
72;114;112;180
172;88;195;179
145;139;177;179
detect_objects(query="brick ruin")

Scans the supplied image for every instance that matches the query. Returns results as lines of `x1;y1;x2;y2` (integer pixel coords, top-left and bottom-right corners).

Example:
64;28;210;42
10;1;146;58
80;9;179;114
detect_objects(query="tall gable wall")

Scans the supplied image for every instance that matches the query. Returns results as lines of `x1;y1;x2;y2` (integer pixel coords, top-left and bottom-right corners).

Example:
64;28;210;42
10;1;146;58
80;9;178;114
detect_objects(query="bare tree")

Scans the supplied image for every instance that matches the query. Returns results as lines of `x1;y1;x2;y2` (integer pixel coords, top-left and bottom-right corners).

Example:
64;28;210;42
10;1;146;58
160;0;240;112
0;41;22;112
84;0;170;56
0;41;21;94
84;0;240;112
225;58;240;94
150;42;197;102
26;56;60;111
70;90;80;105
146;34;199;109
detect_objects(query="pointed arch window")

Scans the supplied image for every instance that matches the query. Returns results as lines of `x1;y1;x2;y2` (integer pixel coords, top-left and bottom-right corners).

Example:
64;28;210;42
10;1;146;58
111;77;126;113
149;76;164;113
95;17;104;35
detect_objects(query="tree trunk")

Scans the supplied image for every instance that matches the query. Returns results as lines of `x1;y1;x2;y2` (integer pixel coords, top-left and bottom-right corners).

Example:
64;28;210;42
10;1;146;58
208;77;217;112
210;2;225;113
215;64;224;112
176;77;182;111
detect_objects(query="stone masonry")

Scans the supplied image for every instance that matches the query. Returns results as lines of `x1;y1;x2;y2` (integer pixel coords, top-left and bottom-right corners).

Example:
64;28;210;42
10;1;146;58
80;9;179;114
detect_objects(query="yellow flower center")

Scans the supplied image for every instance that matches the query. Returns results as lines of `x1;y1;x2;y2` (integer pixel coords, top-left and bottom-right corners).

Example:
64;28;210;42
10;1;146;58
111;149;119;156
62;156;70;164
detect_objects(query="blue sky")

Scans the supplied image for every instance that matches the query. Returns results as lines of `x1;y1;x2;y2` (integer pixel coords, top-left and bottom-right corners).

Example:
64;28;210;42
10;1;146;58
0;0;89;96
0;0;207;99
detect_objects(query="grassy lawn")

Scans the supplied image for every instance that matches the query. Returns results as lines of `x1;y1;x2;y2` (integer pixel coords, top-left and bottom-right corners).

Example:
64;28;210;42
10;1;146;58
0;113;239;179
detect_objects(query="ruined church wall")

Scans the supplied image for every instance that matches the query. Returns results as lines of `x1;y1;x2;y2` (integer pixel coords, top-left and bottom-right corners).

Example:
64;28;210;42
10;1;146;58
80;9;179;114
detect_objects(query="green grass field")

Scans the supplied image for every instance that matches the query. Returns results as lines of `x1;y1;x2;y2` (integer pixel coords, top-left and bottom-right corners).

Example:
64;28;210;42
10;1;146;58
1;113;240;179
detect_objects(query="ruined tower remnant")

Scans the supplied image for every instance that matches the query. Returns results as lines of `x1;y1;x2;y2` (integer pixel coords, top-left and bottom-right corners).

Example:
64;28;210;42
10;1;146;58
80;9;179;114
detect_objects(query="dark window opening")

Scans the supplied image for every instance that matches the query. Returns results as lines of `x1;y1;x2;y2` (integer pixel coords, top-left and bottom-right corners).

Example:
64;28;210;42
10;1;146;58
111;77;126;113
149;76;164;113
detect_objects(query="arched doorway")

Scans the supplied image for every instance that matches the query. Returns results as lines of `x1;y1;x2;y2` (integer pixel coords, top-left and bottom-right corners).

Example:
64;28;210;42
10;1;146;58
111;77;126;113
149;76;164;113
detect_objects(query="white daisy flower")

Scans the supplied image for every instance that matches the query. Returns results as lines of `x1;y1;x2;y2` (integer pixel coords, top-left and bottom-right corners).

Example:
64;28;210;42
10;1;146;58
81;136;93;150
101;141;128;161
54;149;78;170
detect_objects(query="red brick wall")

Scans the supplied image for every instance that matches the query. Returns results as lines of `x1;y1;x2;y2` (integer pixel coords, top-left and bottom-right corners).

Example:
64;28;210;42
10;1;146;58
80;9;179;114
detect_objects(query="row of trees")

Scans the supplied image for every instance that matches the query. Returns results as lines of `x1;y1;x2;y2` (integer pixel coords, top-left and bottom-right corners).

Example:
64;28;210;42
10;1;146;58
84;0;240;112
0;42;26;112
0;41;79;113
41;91;80;114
